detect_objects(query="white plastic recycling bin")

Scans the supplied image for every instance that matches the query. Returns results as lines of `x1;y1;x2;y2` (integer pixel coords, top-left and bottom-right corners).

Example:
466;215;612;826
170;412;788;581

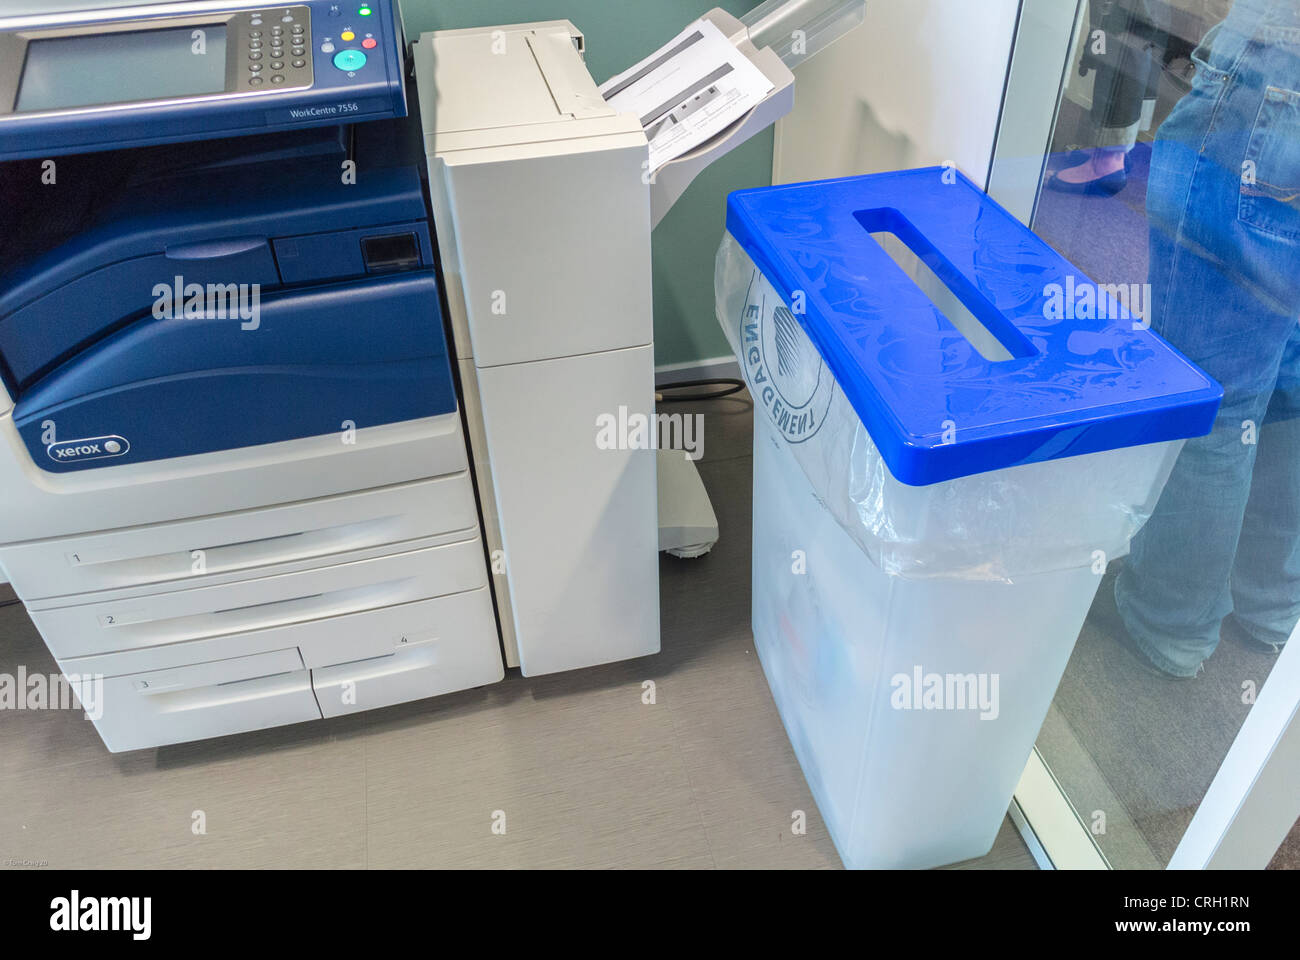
716;168;1222;869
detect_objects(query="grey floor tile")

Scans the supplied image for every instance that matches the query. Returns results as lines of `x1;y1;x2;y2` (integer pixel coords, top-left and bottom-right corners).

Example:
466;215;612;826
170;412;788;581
667;658;843;870
658;456;754;661
0;732;366;869
0;603;112;778
688;389;754;465
363;672;712;869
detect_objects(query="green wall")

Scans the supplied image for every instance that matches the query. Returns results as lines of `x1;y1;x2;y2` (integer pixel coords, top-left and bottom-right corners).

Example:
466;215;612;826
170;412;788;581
400;0;771;368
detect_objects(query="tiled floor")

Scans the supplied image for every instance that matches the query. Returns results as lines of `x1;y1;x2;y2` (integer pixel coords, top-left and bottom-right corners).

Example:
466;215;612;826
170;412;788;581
0;393;1034;869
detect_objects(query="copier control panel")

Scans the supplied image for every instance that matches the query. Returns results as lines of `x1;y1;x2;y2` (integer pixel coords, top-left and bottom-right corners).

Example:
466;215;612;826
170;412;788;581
0;1;406;161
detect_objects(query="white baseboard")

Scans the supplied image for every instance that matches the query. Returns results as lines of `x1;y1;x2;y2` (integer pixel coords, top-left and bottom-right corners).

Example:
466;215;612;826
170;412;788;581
654;355;740;385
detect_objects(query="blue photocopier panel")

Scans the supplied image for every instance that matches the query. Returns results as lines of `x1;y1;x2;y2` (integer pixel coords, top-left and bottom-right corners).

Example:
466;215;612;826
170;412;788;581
0;0;407;161
0;115;457;473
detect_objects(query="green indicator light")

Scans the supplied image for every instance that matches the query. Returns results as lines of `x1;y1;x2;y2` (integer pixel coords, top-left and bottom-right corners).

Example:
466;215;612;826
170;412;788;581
359;5;372;14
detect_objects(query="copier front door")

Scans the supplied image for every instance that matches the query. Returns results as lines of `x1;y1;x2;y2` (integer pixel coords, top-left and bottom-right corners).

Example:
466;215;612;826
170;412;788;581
0;120;455;473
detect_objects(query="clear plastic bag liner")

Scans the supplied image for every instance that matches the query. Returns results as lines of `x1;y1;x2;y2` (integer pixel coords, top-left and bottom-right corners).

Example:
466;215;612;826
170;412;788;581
715;233;1183;582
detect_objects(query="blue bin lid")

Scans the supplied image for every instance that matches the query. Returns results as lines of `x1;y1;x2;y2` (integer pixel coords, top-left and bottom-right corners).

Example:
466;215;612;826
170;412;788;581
725;167;1223;486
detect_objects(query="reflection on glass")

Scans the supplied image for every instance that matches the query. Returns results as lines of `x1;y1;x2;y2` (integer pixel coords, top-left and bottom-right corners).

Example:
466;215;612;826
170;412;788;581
1047;0;1169;197
1116;0;1300;678
1012;0;1299;867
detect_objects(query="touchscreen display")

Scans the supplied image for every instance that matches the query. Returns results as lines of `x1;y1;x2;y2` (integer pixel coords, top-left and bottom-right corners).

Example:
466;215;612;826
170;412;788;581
16;24;228;113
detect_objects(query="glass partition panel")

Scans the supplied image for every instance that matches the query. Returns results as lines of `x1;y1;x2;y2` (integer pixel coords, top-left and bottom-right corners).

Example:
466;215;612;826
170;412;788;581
991;0;1300;869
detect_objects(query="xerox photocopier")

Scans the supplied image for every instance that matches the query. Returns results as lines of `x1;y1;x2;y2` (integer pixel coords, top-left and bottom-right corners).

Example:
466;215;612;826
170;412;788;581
0;0;680;752
0;0;511;752
0;0;823;752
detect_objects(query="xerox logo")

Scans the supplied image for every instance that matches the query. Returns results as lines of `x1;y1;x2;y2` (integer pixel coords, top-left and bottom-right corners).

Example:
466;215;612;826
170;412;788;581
46;435;130;464
50;891;151;940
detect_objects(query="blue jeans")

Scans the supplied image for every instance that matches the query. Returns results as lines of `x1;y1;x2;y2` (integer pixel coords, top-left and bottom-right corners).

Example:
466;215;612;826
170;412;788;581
1116;0;1300;676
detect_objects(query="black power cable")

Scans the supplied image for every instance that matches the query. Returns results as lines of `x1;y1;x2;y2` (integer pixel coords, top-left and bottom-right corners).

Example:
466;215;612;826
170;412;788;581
655;377;747;403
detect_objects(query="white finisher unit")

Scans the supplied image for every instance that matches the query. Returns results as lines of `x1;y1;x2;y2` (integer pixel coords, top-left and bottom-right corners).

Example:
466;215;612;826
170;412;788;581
416;21;661;676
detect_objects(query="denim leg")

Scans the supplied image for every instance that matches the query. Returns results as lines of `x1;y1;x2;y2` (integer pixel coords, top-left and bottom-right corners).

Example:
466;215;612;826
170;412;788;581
1117;391;1267;676
1229;328;1300;647
1112;5;1300;674
1116;192;1297;675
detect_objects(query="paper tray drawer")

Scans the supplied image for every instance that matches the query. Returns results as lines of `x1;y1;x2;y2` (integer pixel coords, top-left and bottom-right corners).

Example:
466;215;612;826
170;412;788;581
80;650;321;753
121;646;305;694
33;538;489;660
0;474;478;602
312;587;503;717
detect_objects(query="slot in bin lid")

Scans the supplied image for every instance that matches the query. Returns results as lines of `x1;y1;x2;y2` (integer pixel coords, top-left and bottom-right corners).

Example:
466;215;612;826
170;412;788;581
725;167;1223;486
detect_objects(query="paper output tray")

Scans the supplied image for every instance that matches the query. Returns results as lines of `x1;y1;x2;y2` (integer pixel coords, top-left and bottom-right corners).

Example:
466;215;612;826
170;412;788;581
648;8;796;228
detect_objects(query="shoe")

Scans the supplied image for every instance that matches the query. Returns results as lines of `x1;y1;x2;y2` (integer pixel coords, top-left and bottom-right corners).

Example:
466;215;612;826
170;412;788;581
1058;149;1134;172
1088;576;1199;680
1059;148;1090;168
1046;168;1128;196
1221;614;1287;655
